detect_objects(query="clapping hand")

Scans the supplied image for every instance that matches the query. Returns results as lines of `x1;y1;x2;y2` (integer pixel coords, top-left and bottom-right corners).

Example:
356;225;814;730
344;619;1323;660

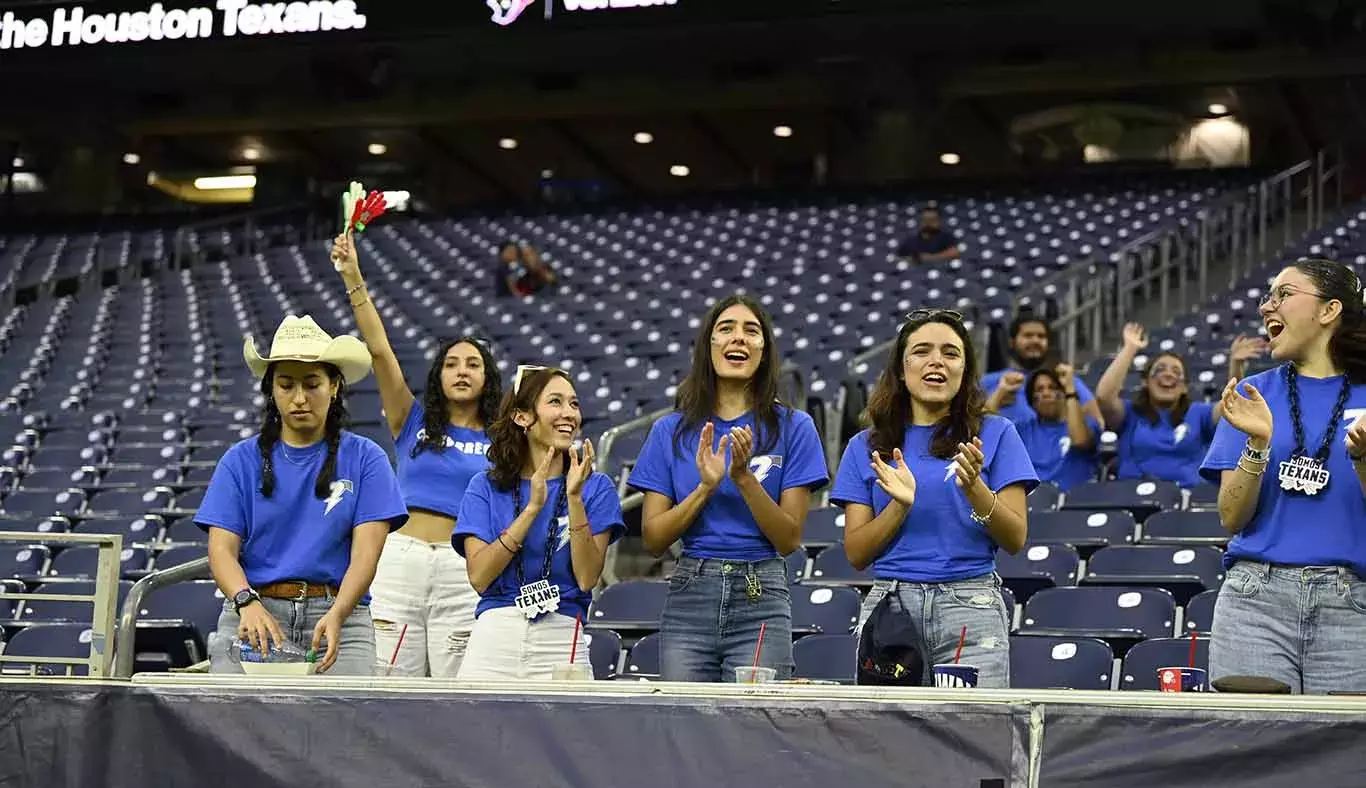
871;449;917;506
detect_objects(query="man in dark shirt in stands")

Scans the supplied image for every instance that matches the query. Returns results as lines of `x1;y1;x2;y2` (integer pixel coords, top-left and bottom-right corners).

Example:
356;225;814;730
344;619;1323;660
896;205;960;264
494;241;558;297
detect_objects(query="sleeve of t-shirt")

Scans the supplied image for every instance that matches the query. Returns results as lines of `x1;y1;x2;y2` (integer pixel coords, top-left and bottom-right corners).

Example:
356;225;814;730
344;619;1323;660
452;473;498;558
988;420;1041;494
781;410;830;491
1199;415;1245;483
354;439;410;531
194;443;251;536
397;401;424;447
585;473;627;544
1072;376;1097;405
1193;401;1218;443
830;433;873;508
626;417;677;501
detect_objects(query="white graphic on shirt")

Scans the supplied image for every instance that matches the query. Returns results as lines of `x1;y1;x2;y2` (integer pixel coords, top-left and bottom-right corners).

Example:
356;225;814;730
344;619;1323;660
1173;424;1189;444
323;480;354;515
944;462;957;482
554;515;572;550
748;455;784;482
415;430;490;455
1058;436;1071;456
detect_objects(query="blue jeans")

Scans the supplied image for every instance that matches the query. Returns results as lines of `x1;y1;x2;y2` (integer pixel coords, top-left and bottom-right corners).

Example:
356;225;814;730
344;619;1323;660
1211;560;1366;694
209;595;377;676
856;574;1011;688
660;556;793;683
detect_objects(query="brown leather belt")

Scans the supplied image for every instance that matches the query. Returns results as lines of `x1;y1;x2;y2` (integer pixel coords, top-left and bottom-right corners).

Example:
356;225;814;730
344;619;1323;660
258;581;338;600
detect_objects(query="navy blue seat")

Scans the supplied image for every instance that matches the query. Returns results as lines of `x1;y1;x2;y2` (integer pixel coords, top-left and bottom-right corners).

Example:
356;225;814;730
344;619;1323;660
1182;589;1218;634
792;633;858;683
1010;635;1114;690
1063;480;1183;520
1018;586;1176;656
623;632;660;678
588;580;667;632
790;585;860;636
995;543;1080;603
1028;510;1137;553
1119;636;1210;690
807;545;873;586
585;628;622;680
1082;545;1224;606
1;623;96;676
1140;510;1228;545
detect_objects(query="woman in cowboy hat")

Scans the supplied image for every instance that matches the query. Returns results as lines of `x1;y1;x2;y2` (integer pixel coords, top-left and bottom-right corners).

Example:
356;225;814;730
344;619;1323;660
333;233;502;678
196;315;410;674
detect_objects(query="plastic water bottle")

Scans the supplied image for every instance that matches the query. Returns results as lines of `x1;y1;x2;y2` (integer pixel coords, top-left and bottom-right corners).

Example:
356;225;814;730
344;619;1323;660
228;638;316;665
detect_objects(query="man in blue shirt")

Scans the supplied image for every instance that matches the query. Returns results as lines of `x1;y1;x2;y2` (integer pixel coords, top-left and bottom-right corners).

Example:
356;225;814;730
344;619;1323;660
897;206;960;264
982;314;1104;429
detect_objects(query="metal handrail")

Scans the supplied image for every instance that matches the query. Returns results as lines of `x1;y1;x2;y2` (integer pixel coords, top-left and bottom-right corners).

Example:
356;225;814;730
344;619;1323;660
112;556;212;678
597;407;672;587
0;531;123;678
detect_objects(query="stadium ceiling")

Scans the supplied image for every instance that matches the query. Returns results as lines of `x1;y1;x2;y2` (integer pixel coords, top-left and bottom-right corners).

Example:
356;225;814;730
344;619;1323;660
3;0;1365;205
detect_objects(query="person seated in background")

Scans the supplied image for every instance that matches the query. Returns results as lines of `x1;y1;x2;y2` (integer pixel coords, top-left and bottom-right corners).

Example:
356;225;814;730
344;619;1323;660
982;314;1104;429
1094;323;1227;488
1012;364;1101;491
494;241;558;298
896;205;960;264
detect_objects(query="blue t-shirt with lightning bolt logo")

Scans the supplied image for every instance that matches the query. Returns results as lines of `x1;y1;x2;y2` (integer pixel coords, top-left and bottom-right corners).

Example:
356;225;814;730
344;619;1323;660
453;471;625;621
195;432;409;591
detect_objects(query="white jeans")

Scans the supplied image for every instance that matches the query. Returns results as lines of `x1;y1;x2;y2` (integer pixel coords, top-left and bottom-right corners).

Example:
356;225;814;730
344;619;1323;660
370;531;479;677
457;606;592;681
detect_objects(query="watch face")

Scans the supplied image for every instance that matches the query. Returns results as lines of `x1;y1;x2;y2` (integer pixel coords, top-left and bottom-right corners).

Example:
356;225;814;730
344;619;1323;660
234;590;254;607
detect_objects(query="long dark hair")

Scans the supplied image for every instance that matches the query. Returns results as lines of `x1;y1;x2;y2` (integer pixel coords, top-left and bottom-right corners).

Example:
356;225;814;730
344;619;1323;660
865;312;985;460
672;294;783;458
413;336;502;458
1293;258;1366;384
486;367;572;491
1132;351;1191;426
257;362;350;498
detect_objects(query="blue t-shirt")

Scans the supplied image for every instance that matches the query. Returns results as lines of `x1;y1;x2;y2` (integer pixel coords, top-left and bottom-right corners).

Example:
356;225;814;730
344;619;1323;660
1015;414;1101;491
394;403;491;518
195;433;410;590
981;368;1097;426
830;415;1039;583
1115;399;1216;488
452;471;625;621
1200;366;1366;574
627;407;830;561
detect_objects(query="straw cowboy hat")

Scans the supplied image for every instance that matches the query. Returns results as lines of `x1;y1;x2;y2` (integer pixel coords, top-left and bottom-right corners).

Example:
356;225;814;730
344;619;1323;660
243;315;372;384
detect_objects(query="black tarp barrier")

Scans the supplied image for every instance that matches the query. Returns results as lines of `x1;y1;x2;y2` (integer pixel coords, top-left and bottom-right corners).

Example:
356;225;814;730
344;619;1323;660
0;683;1029;788
1039;703;1366;788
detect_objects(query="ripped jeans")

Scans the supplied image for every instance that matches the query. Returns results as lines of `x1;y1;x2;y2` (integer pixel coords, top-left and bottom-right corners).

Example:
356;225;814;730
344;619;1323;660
855;573;1012;687
369;532;478;677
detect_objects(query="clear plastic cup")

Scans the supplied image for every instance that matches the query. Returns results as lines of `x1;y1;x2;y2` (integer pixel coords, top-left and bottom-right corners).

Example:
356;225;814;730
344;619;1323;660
735;666;777;684
552;663;593;681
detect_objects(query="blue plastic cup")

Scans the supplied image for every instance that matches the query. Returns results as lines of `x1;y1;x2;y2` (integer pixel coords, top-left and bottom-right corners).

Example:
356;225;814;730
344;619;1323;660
933;663;979;688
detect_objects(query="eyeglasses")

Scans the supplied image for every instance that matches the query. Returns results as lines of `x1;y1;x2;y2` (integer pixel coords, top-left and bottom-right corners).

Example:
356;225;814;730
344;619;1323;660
511;365;562;395
905;308;964;323
1259;285;1325;310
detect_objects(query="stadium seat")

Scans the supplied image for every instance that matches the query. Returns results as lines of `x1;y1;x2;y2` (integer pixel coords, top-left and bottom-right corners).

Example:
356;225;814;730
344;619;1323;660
995;543;1080;603
1028;510;1137;553
1082;545;1224;605
1119;636;1210;690
624;632;660;678
1009;635;1114;690
807;545;873;586
77;515;163;544
584;628;622;680
1;623;97;676
790;585;860;636
785;549;808;583
801;508;844;548
1182;589;1218;634
139;580;224;640
588;580;667;632
1186;484;1219;510
18;580;133;622
47;546;151;580
154;545;208;570
161;519;207;543
792;633;858;683
1140;510;1228;545
0;544;49;579
1062;480;1182;520
1026;482;1061;513
1018;586;1176;656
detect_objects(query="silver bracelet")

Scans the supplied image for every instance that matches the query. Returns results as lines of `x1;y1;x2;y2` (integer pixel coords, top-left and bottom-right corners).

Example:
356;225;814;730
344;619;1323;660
970;493;998;526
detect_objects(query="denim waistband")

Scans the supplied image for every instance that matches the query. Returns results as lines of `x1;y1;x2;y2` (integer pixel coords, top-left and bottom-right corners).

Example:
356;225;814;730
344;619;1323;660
1232;560;1361;583
675;555;787;577
871;572;998;593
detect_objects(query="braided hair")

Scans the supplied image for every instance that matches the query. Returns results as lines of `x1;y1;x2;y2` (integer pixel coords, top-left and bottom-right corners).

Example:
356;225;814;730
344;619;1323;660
413;336;502;458
257;362;351;498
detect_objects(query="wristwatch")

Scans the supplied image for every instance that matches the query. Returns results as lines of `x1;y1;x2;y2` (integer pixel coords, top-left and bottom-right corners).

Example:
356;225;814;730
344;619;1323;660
232;588;261;613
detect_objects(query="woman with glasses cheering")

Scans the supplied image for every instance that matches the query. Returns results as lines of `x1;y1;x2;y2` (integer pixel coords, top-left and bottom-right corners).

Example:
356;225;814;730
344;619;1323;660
1200;259;1366;694
831;309;1037;687
1093;324;1227;488
453;366;625;680
629;295;829;682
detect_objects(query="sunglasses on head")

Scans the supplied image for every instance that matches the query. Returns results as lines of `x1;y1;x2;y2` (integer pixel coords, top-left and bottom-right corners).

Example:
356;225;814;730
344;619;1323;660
511;364;564;395
905;308;964;323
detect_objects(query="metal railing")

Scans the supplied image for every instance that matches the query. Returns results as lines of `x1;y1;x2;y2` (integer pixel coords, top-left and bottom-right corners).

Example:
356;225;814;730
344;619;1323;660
1013;150;1343;365
112;556;212;678
170;201;328;270
0;531;122;678
596;407;672;587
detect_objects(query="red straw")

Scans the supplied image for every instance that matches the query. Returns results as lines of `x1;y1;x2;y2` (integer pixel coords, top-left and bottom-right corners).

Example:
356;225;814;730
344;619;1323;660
953;625;967;664
752;622;768;669
1188;630;1198;669
569;614;583;664
388;624;408;669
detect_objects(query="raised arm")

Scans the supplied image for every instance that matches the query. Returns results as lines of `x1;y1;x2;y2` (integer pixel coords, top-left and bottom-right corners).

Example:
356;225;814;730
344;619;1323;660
1095;323;1147;430
332;233;415;437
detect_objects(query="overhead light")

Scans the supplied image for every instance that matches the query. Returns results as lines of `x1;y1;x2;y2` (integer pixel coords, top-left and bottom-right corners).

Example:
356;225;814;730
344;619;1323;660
773;125;793;138
122;153;141;165
939;152;962;165
194;175;257;190
670;164;690;177
540;169;555;179
1208;102;1229;116
11;157;23;168
499;137;519;150
634;132;654;144
241;147;262;161
368;143;387;156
